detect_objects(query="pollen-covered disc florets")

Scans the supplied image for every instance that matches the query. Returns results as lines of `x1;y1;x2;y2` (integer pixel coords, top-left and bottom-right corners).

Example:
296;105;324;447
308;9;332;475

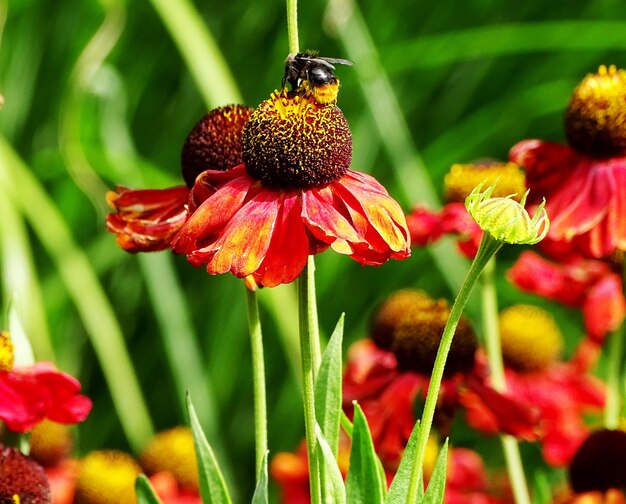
29;420;72;468
499;305;563;372
140;427;198;491
444;162;526;203
566;65;626;157
569;429;626;493
372;290;477;376
0;446;51;503
242;90;352;188
74;450;140;504
0;331;14;372
181;104;254;187
465;183;549;245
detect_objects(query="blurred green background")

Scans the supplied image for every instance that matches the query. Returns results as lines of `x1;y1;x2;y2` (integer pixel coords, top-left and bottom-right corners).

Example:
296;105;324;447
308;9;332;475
1;0;625;500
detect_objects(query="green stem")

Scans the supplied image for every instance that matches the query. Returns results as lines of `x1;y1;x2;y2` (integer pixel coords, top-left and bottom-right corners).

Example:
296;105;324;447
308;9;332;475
246;287;268;478
286;0;299;54
297;259;321;504
605;324;624;429
306;256;322;379
481;258;531;504
406;234;501;503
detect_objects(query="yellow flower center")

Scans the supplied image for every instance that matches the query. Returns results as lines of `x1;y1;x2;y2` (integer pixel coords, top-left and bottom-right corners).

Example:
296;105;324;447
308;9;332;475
566;65;626;156
74;451;140;504
372;290;477;376
444;162;526;203
29;420;72;467
0;331;14;372
242;90;352;188
499;304;563;372
140;427;198;491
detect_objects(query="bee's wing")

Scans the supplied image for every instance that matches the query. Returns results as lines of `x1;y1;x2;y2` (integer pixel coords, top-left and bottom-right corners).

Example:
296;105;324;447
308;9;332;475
320;57;353;67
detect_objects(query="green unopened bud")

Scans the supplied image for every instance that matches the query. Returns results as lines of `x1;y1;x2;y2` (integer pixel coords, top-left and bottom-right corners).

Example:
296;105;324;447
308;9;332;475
465;183;549;245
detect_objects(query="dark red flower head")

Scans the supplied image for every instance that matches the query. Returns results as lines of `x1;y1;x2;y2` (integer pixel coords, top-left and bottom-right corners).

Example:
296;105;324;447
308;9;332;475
181;104;253;187
243;90;352;188
371;289;477;376
566;65;626;157
0;446;51;503
569;429;626;494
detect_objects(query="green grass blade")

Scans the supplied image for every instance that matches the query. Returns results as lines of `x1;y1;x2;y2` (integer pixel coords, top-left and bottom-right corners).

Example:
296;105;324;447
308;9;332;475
383;21;626;71
423;439;449;504
136;475;164;504
0;191;54;361
251;451;269;504
186;393;232;504
148;0;243;106
314;313;344;455
386;421;420;503
345;403;386;504
316;424;346;504
0;137;154;452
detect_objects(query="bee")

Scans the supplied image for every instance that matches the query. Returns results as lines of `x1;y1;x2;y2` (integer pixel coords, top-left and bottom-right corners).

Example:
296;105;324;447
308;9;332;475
282;51;353;105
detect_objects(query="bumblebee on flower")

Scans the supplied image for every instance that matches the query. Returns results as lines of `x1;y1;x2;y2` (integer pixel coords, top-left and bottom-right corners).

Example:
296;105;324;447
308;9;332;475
172;53;410;287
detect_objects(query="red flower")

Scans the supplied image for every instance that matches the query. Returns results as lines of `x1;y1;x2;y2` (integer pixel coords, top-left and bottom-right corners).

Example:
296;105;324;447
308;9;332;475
172;165;410;287
508;251;626;343
106;105;253;253
461;305;605;467
407;203;482;259
509;66;626;259
106;186;190;252
0;362;92;432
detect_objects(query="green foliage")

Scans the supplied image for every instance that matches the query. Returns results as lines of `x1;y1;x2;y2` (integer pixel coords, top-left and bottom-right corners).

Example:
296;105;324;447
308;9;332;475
423;439;449;504
135;475;164;504
345;403;386;504
386;421;422;504
251;452;269;504
187;394;233;504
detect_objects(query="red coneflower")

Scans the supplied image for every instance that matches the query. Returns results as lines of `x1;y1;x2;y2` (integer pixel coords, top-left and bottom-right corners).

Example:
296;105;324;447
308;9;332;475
510;65;626;259
172;90;410;287
0;446;51;503
106;105;253;252
0;332;92;433
461;305;605;467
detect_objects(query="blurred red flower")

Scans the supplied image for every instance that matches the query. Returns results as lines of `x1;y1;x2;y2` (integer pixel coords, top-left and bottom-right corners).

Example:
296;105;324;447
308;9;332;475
172;166;410;287
508;251;625;343
0;362;92;432
461;347;605;467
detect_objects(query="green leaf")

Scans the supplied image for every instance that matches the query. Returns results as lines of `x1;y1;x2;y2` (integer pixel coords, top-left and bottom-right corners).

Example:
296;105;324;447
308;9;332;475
135;475;163;504
314;313;344;455
341;411;353;439
345;403;386;504
423;439;449;504
187;393;233;504
251;451;269;504
386;421;420;503
316;423;346;504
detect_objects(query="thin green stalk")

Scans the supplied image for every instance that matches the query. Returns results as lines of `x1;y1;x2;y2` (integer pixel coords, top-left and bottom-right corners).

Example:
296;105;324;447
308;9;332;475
0;137;154;452
286;0;299;54
407;234;501;503
306;256;322;379
246;287;268;478
605;324;625;429
481;258;531;504
297;260;322;504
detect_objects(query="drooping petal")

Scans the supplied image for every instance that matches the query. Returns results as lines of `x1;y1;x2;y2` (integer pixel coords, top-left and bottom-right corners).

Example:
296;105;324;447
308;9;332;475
106;185;189;252
253;192;310;287
406;205;444;246
583;273;626;343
